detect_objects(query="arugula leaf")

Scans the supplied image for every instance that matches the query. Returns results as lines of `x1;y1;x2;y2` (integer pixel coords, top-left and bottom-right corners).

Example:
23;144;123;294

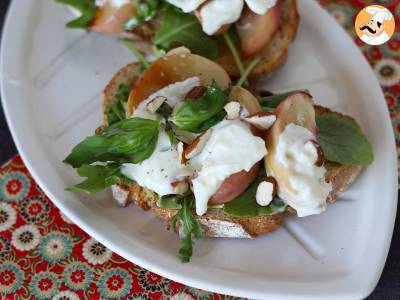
171;196;202;263
66;163;133;193
157;195;182;209
224;173;287;217
64;118;160;168
124;0;160;30
56;0;96;29
153;5;219;59
260;91;299;110
120;40;150;72
107;83;131;125
169;83;228;133
316;114;374;166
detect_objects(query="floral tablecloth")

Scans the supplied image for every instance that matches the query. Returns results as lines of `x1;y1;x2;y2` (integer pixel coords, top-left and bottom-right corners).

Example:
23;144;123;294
0;1;399;299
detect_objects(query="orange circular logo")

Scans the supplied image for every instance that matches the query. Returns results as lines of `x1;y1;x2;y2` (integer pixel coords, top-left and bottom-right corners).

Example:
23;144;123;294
355;5;395;45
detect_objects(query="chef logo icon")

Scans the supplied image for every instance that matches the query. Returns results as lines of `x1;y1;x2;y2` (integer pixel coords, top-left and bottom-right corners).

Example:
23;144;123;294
355;5;395;46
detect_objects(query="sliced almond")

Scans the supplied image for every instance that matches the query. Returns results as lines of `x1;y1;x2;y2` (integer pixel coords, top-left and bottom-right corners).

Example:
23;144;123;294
244;112;276;130
256;176;277;206
306;140;325;167
166;46;191;56
146;96;167;113
224;101;241;120
176;142;187;164
171;180;189;195
185;86;206;100
184;128;212;160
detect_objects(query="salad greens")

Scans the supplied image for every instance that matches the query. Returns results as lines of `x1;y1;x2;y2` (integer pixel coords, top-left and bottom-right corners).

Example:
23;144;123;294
169;83;228;133
120;40;150;72
157;195;183;209
64;117;160;168
107;83;131;125
124;0;160;30
224;172;287;217
66;163;133;193
56;0;96;29
153;5;219;59
316;114;374;166
259;91;299;110
171;196;203;263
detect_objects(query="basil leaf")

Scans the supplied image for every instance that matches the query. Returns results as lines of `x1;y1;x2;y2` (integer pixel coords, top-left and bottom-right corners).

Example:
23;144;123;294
153;6;219;59
56;0;96;29
169;83;228;133
64;118;160;168
224;175;287;217
157;195;182;209
107;83;131;125
171;196;202;263
316;114;374;166
124;0;159;30
260;91;298;109
65;163;133;193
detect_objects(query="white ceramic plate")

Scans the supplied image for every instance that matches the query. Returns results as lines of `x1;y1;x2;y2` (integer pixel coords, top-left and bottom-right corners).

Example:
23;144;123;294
1;0;397;299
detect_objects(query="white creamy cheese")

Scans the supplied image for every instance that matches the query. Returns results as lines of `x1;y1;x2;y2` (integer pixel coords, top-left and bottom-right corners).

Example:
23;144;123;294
165;0;208;13
132;77;200;120
166;0;278;35
200;0;244;35
121;131;193;196
245;0;278;15
96;0;130;7
274;123;332;217
190;119;267;216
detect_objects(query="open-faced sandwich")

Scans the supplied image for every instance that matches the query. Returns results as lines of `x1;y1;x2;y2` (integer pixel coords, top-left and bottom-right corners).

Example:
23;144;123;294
55;0;299;78
63;48;373;262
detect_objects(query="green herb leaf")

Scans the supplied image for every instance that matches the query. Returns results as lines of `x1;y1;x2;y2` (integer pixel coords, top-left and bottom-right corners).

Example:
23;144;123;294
124;0;160;30
65;163;133;193
153;5;219;59
120;40;150;72
316;114;374;166
169;83;228;133
56;0;96;29
107;83;131;125
224;173;287;217
260;91;299;110
64;118;160;168
170;196;202;263
157;195;182;209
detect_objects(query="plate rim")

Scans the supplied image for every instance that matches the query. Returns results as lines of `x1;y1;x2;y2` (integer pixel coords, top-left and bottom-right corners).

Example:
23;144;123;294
0;0;397;298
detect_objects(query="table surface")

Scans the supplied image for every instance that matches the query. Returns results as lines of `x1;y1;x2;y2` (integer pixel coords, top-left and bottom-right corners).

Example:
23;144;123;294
0;0;399;298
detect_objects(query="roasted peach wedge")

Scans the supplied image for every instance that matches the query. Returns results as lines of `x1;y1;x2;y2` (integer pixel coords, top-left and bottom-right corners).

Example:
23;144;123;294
236;2;281;57
264;92;317;194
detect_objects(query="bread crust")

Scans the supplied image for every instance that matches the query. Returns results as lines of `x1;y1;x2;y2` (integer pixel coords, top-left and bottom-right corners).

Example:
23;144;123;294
102;64;363;239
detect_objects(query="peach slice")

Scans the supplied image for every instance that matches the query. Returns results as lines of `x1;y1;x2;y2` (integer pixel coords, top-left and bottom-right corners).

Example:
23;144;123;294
264;92;316;194
236;2;281;57
90;4;135;35
127;52;231;116
228;86;262;115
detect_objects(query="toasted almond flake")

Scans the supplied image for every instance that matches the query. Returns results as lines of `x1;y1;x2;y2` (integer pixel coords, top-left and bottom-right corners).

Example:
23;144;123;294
224;101;241;120
244;112;276;130
147;96;167;113
184;128;212;159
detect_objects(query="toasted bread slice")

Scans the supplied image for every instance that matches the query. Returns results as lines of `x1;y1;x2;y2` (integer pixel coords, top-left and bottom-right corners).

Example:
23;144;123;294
102;63;362;238
97;0;298;79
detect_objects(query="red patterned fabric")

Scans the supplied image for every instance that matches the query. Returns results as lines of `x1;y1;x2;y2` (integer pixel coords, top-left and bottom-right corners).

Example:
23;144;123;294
0;1;399;299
